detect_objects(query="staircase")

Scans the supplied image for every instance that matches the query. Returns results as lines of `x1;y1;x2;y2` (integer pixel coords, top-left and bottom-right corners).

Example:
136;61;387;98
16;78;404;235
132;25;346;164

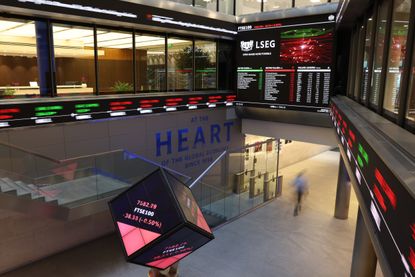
0;140;279;227
0;177;58;204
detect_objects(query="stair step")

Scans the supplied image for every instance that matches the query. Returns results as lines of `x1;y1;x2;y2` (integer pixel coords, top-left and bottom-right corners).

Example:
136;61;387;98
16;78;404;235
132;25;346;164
26;184;59;205
0;178;17;194
1;178;31;198
16;182;46;202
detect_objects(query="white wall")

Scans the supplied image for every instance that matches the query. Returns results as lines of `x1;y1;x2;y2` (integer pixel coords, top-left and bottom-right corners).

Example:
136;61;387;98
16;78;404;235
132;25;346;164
242;119;337;147
279;140;332;169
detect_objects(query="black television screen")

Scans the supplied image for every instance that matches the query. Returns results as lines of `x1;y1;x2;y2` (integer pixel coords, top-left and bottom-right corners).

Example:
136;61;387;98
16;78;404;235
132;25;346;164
236;14;336;113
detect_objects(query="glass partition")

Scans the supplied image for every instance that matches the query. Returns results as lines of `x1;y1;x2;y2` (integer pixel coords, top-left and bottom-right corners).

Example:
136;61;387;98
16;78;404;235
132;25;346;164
369;0;390;107
53;24;96;96
382;0;411;115
190;139;280;227
236;0;261;16
135;34;166;92
167;37;193;92
195;40;217;90
360;16;374;102
169;0;193;5
406;40;415;122
353;24;366;100
347;28;358;97
97;29;134;94
195;0;217;11
0;18;39;99
219;0;234;15
264;0;292;11
295;0;329;8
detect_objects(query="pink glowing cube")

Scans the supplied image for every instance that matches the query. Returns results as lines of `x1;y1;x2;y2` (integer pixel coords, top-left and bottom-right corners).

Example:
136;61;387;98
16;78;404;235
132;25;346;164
109;168;214;270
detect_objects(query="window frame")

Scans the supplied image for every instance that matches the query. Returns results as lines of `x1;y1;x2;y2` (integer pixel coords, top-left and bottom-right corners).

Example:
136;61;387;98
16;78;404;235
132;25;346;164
381;0;413;122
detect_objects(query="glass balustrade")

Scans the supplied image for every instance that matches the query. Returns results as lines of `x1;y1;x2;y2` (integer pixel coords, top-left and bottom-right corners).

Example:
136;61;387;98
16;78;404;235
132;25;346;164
0;139;281;227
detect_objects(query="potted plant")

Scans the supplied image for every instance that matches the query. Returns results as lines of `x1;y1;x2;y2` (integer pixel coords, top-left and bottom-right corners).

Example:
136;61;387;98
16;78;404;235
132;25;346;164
112;81;133;93
1;87;15;99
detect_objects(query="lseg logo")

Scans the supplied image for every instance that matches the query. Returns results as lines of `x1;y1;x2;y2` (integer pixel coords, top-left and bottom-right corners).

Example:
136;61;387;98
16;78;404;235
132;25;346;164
240;40;276;52
240;40;254;52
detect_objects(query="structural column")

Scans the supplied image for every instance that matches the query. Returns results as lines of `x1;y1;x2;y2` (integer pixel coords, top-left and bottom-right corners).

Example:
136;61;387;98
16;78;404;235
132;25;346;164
35;20;55;96
350;208;377;277
334;156;351;219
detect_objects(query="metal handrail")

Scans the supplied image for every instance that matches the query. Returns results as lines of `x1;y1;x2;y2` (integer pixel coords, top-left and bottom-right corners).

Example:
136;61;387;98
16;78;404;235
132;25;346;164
189;150;227;188
0;140;61;163
0;140;126;164
60;149;124;162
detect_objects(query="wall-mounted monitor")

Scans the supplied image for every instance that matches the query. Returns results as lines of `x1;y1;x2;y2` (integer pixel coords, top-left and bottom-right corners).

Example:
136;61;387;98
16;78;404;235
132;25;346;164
236;14;336;113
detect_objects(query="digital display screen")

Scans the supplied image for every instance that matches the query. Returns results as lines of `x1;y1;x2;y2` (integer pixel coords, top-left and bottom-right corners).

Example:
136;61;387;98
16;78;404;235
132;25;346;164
0;93;236;129
331;102;415;277
132;226;211;270
109;169;214;270
109;170;181;257
0;0;236;36
167;173;211;234
236;14;335;113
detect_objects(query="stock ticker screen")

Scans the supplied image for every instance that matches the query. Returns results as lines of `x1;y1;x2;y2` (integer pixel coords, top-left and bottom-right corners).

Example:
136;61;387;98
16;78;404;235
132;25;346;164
331;103;415;277
236;14;336;113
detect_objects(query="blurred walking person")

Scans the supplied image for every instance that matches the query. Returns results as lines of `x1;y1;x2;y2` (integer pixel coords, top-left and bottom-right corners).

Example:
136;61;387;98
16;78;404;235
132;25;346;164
293;171;308;216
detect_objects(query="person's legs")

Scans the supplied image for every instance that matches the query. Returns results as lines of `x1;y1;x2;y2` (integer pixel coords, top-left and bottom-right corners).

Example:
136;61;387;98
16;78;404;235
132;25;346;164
298;191;303;211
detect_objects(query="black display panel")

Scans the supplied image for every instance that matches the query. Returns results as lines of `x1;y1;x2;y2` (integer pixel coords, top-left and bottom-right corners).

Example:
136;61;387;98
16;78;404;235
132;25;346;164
108;168;214;270
331;102;415;277
0;92;236;129
0;0;236;37
132;226;211;269
236;14;336;113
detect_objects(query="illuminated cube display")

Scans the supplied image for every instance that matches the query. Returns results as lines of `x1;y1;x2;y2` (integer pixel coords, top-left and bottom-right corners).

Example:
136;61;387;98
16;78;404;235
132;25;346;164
108;168;214;270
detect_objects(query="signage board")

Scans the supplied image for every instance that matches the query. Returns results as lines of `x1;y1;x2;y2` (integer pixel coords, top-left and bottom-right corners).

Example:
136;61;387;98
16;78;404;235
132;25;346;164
331;102;415;277
0;93;236;129
0;0;236;37
236;14;336;113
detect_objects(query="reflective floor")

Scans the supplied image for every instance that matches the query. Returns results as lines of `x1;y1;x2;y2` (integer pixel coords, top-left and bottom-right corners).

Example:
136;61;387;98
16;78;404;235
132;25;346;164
2;150;383;277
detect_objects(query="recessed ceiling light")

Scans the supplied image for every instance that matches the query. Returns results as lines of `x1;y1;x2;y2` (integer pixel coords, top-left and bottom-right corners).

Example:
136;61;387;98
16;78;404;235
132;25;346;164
310;0;321;3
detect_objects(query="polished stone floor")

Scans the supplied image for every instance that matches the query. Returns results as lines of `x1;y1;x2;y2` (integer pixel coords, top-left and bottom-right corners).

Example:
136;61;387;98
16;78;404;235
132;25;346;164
2;150;383;277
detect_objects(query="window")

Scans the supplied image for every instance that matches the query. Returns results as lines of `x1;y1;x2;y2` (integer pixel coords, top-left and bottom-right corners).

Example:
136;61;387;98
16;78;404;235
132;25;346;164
360;16;374;102
264;0;292;11
97;30;134;94
347;28;359;97
219;0;234;15
406;41;415;122
383;0;411;115
135;34;166;92
236;0;261;16
169;0;193;6
353;24;366;100
0;18;39;99
295;0;328;8
369;0;389;107
53;24;95;96
195;40;217;90
194;0;217;11
167;38;193;91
